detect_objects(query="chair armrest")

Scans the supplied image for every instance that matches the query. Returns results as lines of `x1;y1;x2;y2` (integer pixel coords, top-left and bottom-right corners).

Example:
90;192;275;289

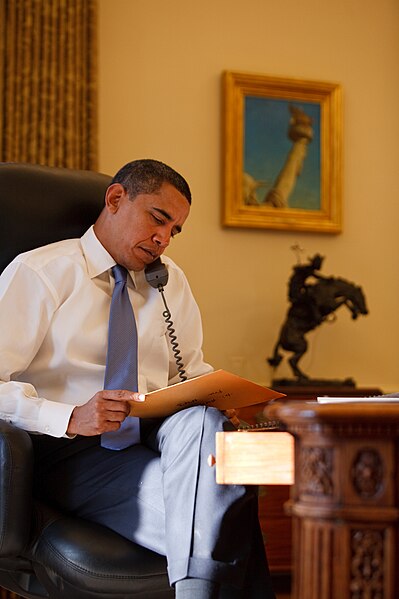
0;420;34;556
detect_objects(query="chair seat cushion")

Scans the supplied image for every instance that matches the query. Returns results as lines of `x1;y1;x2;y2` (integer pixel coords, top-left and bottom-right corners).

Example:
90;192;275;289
31;516;173;598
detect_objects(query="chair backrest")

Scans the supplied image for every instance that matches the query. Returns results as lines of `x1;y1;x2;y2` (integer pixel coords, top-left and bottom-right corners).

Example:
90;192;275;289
0;163;112;272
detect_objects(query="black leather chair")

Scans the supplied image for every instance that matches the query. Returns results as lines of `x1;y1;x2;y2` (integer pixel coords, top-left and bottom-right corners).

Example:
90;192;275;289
0;163;173;598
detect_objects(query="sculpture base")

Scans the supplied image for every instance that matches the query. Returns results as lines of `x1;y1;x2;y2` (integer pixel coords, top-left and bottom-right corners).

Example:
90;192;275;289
272;377;356;388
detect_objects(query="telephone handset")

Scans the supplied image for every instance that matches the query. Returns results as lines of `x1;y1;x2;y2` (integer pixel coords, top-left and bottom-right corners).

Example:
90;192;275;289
144;258;187;382
144;257;169;289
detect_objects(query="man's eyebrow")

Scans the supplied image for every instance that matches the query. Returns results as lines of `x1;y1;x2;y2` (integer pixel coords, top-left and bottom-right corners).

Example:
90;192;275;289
153;207;182;233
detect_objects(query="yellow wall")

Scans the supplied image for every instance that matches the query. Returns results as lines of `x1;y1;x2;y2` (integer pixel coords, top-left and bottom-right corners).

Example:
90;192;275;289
98;0;399;391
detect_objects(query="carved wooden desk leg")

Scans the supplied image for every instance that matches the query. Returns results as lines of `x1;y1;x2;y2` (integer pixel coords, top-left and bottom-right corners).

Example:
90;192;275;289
267;401;399;599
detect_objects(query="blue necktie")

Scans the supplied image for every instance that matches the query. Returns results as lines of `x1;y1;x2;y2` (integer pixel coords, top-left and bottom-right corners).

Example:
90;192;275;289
101;265;140;450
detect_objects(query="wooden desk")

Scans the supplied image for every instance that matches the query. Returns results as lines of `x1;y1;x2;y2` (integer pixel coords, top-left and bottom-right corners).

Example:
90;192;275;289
228;388;382;576
267;400;399;599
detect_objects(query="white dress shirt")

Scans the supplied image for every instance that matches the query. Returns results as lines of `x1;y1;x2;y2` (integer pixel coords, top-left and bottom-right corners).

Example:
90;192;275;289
0;227;212;437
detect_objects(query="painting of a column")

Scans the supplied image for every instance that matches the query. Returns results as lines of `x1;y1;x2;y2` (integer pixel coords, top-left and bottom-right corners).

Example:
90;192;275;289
223;72;342;233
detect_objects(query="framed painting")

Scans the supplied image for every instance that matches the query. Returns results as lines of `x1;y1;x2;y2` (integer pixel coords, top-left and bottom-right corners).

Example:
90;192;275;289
222;71;343;233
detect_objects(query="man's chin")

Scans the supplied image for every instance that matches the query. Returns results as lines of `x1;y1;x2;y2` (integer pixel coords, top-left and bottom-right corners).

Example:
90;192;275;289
124;248;161;272
127;255;154;272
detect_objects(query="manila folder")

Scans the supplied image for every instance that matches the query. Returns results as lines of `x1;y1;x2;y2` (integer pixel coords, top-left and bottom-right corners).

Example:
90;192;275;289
128;369;285;418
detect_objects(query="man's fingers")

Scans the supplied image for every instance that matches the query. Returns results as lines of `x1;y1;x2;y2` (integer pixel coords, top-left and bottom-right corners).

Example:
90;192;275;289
102;389;145;402
222;409;240;428
223;409;236;418
69;391;145;436
131;392;146;403
98;390;145;418
105;410;127;423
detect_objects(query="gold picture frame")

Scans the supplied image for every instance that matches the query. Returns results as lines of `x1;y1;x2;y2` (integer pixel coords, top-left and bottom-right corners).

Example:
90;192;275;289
222;71;343;233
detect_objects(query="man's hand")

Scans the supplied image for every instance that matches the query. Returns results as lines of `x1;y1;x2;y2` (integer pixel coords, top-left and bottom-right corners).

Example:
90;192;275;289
222;409;240;429
67;390;145;436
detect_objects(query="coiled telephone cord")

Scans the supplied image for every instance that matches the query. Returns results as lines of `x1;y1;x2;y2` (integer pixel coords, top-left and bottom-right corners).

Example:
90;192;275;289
158;286;187;382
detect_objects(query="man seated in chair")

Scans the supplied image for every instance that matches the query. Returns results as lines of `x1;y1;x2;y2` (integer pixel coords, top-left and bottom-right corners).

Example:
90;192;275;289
0;159;275;599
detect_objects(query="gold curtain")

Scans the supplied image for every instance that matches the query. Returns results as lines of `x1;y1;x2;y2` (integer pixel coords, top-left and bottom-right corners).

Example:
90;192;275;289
0;0;98;169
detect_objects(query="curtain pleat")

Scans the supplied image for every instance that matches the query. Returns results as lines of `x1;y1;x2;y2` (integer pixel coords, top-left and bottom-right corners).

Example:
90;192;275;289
0;0;98;169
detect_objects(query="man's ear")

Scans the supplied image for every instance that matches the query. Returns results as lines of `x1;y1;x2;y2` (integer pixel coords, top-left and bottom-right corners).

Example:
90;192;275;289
105;183;125;214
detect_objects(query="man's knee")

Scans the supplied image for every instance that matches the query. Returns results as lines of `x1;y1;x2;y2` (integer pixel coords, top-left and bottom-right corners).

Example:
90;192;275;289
167;405;224;428
177;405;230;434
203;406;233;431
159;407;228;456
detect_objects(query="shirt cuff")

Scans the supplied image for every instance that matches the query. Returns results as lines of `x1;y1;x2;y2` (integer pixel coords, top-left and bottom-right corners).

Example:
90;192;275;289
38;400;76;438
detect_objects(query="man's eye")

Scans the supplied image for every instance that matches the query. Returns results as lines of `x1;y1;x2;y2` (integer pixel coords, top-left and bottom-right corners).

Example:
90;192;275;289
152;214;163;225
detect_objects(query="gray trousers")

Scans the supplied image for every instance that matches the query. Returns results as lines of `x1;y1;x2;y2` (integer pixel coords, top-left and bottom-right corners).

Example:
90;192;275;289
31;406;275;597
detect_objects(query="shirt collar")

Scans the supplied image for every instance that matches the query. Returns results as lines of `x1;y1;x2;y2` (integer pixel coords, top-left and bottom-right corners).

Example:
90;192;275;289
81;226;114;278
80;226;141;288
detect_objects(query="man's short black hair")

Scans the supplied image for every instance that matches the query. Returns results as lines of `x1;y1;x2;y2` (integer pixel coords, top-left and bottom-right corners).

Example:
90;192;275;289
111;159;192;204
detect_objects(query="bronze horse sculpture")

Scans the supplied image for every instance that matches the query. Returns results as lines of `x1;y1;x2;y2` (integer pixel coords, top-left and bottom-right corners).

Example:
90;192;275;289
268;271;368;381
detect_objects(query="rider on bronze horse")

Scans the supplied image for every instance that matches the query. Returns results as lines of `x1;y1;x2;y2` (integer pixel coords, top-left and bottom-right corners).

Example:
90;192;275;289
268;254;368;380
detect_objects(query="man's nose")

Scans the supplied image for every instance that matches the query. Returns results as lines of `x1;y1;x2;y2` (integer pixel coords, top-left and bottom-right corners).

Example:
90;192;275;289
153;230;171;249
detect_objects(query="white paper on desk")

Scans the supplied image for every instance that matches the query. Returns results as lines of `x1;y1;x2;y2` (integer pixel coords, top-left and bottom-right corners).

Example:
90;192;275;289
317;396;399;404
128;369;286;418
